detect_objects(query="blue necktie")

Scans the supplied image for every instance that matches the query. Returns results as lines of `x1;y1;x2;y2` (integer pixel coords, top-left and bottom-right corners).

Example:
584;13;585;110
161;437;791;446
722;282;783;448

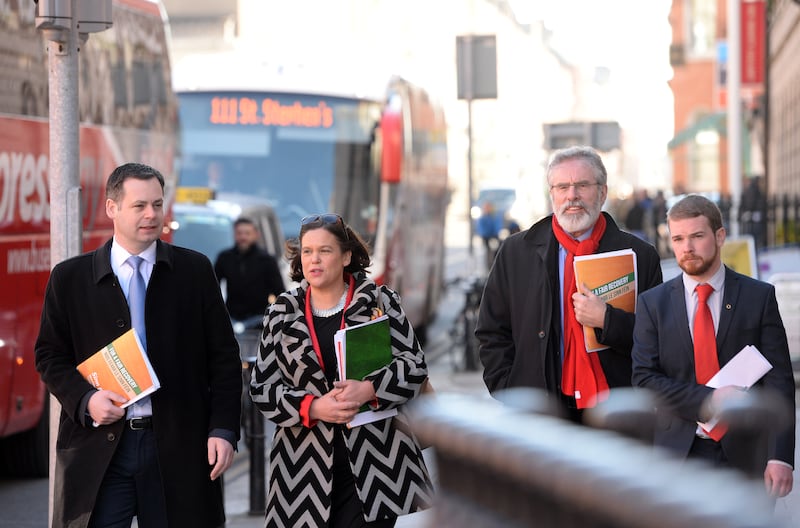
127;256;147;350
126;255;152;417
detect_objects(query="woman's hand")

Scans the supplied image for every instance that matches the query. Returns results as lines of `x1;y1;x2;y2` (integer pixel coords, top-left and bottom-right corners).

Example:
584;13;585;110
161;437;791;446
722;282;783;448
333;380;376;407
309;387;361;424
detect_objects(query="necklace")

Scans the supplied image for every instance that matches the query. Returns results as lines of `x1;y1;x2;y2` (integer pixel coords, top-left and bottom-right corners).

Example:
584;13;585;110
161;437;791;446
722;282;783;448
311;283;349;317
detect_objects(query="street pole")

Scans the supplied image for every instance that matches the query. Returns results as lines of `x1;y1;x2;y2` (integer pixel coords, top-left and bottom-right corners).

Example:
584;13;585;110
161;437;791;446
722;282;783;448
38;3;81;525
728;0;742;237
464;35;475;257
35;1;113;524
47;4;82;266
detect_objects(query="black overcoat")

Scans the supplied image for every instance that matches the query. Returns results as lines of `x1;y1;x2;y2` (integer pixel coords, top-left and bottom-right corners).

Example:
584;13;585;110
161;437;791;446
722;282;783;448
477;212;663;397
35;239;242;528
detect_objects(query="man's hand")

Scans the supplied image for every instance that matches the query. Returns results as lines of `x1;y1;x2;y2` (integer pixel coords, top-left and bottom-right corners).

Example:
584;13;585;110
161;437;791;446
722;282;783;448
572;283;607;328
702;385;747;421
208;437;235;481
86;390;127;426
309;387;361;424
765;462;793;497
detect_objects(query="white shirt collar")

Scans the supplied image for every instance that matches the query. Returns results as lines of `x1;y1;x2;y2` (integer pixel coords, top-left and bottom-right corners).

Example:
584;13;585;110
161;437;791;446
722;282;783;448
111;239;157;273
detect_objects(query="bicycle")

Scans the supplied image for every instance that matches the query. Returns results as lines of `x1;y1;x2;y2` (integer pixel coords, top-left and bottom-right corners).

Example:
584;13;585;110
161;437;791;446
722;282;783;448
448;276;486;372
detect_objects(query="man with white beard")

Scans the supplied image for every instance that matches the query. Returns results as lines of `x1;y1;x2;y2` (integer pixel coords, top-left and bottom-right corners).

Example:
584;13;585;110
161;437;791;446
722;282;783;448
476;146;663;423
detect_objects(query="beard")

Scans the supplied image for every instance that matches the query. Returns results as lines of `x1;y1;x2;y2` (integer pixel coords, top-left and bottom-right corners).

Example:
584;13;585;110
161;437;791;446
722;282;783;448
554;198;602;236
678;250;717;277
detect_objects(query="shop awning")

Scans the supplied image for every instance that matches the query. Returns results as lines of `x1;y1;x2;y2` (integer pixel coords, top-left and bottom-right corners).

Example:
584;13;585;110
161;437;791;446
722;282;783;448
667;112;727;150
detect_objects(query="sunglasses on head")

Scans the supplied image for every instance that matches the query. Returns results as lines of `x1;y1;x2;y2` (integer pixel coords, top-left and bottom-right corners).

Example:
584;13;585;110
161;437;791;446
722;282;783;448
301;213;344;226
300;213;348;238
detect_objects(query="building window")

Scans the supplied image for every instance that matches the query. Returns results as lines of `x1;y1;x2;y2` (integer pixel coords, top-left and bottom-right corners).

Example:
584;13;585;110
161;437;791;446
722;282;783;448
690;129;720;192
688;0;716;57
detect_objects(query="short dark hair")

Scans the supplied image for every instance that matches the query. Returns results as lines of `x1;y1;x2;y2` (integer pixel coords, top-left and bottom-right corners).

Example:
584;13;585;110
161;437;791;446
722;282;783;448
667;194;724;232
285;216;371;283
234;217;257;229
106;163;165;202
546;146;608;186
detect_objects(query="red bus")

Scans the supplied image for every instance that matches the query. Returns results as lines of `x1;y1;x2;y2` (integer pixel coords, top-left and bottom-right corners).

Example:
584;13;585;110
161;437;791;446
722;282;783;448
174;59;449;340
0;0;179;476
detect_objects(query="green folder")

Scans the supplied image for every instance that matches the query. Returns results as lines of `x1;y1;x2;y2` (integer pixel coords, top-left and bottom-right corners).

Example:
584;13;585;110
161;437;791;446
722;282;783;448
334;315;398;427
335;315;391;381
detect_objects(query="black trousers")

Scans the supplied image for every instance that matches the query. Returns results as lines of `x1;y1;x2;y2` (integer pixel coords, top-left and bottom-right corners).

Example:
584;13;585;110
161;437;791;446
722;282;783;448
89;425;167;528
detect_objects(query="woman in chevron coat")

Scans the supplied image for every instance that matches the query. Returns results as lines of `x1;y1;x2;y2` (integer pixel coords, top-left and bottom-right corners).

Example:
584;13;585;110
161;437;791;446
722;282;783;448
250;213;434;527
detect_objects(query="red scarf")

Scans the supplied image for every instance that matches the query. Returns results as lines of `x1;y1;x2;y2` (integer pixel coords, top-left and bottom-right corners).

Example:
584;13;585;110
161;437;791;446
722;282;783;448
552;213;609;409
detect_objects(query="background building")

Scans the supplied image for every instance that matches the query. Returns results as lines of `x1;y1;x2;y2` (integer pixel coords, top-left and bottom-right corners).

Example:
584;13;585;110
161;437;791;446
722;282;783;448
768;0;800;199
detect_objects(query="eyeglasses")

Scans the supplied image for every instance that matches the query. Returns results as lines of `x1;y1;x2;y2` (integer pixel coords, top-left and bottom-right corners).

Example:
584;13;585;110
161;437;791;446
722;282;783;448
300;213;349;238
549;181;602;195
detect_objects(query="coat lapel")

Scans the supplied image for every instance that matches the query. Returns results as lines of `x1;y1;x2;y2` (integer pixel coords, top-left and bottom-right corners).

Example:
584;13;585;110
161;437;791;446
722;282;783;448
716;267;739;362
668;276;695;364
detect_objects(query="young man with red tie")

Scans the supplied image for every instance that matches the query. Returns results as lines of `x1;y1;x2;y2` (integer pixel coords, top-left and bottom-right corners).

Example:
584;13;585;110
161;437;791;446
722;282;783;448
632;194;795;498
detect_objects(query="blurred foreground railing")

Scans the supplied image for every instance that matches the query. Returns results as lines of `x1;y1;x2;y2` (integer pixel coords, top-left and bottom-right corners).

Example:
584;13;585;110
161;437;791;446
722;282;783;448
411;391;785;528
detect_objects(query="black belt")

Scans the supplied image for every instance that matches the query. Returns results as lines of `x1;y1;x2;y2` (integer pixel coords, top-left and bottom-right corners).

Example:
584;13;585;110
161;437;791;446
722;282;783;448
127;417;153;430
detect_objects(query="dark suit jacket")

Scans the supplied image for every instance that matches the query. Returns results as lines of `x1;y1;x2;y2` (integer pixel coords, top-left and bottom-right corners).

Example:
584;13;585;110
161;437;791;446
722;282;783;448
35;240;242;528
632;266;796;469
477;213;663;402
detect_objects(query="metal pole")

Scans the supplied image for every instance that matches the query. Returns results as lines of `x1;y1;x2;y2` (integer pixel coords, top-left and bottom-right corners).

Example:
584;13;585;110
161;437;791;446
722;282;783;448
248;384;266;514
246;359;266;514
465;35;475;257
42;2;82;524
728;0;742;237
467;100;474;257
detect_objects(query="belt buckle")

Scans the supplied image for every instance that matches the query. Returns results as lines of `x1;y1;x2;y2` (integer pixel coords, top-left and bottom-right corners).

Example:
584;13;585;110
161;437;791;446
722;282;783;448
128;417;150;430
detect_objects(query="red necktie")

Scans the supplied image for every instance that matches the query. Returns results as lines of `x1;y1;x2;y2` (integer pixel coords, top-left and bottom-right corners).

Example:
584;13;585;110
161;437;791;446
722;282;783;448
694;283;726;440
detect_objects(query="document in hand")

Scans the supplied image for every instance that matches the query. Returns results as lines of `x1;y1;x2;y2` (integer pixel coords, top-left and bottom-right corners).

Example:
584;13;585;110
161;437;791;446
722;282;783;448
334;315;398;427
698;345;773;432
76;328;161;408
573;248;638;352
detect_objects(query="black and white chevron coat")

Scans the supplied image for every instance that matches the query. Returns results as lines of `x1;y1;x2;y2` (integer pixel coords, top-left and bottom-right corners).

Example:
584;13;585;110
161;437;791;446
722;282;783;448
250;273;434;526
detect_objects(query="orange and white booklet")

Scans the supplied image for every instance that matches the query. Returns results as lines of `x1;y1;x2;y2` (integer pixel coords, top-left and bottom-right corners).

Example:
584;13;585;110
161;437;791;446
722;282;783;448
77;329;161;408
573;248;638;352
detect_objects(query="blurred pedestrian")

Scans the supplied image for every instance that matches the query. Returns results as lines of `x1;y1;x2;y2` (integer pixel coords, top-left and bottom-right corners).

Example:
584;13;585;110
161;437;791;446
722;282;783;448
624;189;650;242
35;163;242;527
214;217;285;321
476;146;663;422
476;201;502;270
651;190;668;256
250;213;433;527
632;194;795;497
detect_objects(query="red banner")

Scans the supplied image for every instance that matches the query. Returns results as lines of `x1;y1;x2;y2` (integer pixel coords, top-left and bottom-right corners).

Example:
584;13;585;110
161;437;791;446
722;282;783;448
740;0;765;86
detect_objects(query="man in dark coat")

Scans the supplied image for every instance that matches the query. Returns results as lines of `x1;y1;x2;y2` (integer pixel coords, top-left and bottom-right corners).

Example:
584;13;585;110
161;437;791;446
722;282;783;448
476;146;663;423
35;163;242;527
214;217;284;321
632;194;794;497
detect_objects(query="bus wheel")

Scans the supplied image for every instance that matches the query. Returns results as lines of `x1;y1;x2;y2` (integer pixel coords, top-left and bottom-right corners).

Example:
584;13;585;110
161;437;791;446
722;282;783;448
0;397;49;478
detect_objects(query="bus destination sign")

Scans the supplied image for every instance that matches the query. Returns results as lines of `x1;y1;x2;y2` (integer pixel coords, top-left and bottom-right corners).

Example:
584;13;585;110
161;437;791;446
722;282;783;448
209;97;334;128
